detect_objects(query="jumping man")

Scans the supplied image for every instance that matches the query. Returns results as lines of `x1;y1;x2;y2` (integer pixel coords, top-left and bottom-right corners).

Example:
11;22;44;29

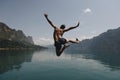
44;13;80;56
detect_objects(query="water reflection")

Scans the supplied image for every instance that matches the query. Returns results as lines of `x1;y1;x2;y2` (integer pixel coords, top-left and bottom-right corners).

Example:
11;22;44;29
66;51;120;71
0;50;34;74
0;49;120;76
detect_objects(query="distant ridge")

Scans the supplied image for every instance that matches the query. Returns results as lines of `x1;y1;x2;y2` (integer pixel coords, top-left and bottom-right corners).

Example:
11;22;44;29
67;27;120;53
0;22;46;50
0;22;34;44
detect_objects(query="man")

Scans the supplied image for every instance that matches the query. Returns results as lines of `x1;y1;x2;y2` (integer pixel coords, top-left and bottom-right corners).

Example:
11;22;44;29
44;13;80;56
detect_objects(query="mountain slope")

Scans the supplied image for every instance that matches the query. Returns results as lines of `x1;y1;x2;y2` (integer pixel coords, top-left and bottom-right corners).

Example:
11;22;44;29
0;22;34;44
67;27;120;53
0;22;46;50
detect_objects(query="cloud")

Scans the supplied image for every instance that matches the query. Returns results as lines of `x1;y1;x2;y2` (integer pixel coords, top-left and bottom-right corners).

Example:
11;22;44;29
91;31;97;34
34;38;54;46
84;8;92;13
79;35;93;40
79;33;96;40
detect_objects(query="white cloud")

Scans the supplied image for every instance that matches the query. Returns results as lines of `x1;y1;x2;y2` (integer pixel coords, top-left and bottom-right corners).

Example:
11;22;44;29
91;31;97;34
79;35;93;40
34;37;54;46
79;34;96;41
84;8;92;13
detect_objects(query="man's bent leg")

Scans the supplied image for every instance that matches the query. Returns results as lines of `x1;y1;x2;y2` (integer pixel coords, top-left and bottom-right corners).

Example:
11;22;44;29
55;44;70;57
59;44;70;55
67;38;80;44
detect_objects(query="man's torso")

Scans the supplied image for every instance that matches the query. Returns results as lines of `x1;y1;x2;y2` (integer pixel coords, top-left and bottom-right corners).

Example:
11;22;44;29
54;28;64;41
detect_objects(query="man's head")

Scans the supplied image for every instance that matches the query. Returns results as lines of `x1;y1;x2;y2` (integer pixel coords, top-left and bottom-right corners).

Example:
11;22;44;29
60;24;65;29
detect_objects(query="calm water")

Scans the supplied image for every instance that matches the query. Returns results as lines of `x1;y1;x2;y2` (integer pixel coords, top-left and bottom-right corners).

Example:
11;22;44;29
0;49;120;80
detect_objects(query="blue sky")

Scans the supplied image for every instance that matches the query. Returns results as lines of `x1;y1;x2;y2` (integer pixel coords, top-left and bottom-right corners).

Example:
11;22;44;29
0;0;120;46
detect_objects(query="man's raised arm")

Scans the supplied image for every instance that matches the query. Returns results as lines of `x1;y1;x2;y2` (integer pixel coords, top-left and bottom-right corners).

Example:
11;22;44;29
44;13;57;29
64;22;80;32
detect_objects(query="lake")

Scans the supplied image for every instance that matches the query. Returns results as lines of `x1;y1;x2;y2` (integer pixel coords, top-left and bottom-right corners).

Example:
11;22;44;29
0;49;120;80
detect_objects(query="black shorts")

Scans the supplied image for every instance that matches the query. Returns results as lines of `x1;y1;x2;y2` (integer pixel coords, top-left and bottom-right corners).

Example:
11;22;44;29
59;38;67;44
54;38;67;47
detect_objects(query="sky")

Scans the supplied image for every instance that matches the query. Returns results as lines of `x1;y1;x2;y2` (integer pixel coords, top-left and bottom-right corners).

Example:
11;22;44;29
0;0;120;46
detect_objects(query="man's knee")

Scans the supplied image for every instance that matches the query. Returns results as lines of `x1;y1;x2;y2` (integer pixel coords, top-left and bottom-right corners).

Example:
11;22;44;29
56;51;61;57
55;45;62;57
56;53;61;57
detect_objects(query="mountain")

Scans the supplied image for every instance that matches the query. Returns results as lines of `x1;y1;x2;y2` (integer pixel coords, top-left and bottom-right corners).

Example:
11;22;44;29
67;27;120;53
0;22;46;50
0;22;34;44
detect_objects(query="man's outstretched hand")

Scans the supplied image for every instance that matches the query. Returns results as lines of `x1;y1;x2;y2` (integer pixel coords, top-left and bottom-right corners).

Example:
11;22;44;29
44;13;48;18
76;22;80;27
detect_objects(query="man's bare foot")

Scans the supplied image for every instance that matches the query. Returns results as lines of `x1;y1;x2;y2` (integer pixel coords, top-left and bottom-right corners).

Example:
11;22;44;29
76;38;80;43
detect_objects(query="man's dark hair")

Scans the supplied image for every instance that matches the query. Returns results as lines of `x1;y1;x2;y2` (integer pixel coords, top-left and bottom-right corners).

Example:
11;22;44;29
60;24;65;29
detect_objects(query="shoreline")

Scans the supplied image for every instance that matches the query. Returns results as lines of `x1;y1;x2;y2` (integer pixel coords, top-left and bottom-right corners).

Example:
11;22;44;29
0;48;46;50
